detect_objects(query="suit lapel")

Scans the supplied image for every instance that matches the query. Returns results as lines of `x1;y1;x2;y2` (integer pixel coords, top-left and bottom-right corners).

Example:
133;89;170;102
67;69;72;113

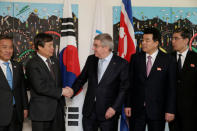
147;50;162;78
0;67;11;90
141;52;147;78
182;50;191;71
98;55;116;85
12;61;17;90
36;55;52;77
95;58;99;84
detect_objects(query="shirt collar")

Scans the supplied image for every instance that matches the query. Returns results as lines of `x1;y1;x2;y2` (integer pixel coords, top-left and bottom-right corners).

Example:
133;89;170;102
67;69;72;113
0;59;11;65
146;49;159;59
37;53;48;62
177;48;189;58
100;52;113;62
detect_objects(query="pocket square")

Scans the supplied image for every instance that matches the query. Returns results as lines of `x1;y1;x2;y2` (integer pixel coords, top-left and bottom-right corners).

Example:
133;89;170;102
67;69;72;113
157;67;162;71
190;64;195;68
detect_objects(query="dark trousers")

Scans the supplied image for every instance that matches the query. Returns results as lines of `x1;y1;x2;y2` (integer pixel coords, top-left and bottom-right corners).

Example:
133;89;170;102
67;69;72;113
32;103;65;131
82;104;119;131
0;107;22;131
169;114;197;131
129;108;165;131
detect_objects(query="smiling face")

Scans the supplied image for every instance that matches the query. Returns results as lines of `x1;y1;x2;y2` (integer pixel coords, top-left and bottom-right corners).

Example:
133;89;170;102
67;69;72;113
0;39;13;62
38;41;54;58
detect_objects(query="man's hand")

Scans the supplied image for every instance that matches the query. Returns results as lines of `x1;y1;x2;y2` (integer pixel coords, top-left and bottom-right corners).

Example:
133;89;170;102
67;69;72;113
165;113;175;122
105;107;116;119
24;110;28;119
62;86;74;98
124;107;132;117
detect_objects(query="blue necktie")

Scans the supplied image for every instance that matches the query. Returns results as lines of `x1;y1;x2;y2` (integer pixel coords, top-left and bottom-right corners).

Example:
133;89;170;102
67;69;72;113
3;62;15;105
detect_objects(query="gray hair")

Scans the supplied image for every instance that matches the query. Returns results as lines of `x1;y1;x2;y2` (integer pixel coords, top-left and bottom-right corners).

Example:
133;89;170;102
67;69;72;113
94;33;114;51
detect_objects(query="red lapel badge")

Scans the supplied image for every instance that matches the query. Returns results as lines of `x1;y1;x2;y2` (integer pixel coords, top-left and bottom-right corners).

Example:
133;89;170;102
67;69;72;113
190;64;195;68
157;67;162;71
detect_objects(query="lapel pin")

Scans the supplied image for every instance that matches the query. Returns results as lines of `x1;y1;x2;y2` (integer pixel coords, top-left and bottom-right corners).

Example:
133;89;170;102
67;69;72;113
190;64;195;68
157;67;162;71
13;65;17;68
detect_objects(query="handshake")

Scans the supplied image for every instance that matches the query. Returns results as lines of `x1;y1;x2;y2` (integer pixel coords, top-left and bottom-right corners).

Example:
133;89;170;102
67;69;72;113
62;86;74;98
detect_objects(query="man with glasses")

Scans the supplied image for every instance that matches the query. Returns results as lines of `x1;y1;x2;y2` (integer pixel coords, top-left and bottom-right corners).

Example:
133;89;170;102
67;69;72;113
169;28;197;131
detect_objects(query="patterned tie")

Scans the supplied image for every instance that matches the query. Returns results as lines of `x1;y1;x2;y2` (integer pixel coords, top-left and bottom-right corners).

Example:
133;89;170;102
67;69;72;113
3;62;15;105
46;58;55;80
146;56;152;77
177;54;182;71
98;59;105;83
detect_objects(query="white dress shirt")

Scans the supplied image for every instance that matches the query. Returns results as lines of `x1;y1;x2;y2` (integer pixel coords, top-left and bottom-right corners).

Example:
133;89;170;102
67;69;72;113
37;53;50;70
146;49;159;66
0;59;13;78
98;52;113;82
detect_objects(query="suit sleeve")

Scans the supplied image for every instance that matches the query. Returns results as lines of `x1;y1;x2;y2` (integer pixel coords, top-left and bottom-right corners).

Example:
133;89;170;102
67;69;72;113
165;55;176;114
125;54;136;108
19;64;28;110
26;61;62;99
112;59;130;111
72;56;90;95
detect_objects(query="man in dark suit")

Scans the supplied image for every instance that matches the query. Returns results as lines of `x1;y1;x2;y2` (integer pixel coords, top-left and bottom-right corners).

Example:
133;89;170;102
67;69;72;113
169;28;197;131
0;35;28;131
26;33;68;131
65;33;129;131
124;27;176;131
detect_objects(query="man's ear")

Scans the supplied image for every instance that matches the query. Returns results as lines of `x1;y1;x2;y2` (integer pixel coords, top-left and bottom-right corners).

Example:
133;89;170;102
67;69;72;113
155;41;159;47
38;45;42;51
185;38;189;45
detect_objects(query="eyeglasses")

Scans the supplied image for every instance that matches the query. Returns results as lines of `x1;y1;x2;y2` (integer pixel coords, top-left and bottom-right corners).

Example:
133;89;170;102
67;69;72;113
172;37;183;41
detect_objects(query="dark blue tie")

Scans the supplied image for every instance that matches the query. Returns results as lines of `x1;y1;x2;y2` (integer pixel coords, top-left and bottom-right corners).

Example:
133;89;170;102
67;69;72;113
3;62;15;105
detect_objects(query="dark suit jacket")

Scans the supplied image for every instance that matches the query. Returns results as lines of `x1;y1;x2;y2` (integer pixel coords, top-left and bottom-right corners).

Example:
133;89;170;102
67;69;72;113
126;50;176;120
72;54;129;121
0;61;28;126
26;55;64;121
172;51;197;118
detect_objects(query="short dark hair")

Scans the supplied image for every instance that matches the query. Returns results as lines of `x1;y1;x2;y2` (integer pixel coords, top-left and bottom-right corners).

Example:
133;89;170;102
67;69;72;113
143;27;161;44
34;33;53;50
0;34;13;41
173;28;191;39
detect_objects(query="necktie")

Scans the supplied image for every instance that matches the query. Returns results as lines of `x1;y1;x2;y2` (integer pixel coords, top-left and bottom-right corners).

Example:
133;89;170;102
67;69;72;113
3;62;15;105
177;54;182;71
46;58;55;79
98;59;105;83
146;56;152;77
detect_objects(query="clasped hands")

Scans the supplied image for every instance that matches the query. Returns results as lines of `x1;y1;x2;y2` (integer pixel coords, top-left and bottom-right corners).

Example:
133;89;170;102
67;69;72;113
62;86;74;98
